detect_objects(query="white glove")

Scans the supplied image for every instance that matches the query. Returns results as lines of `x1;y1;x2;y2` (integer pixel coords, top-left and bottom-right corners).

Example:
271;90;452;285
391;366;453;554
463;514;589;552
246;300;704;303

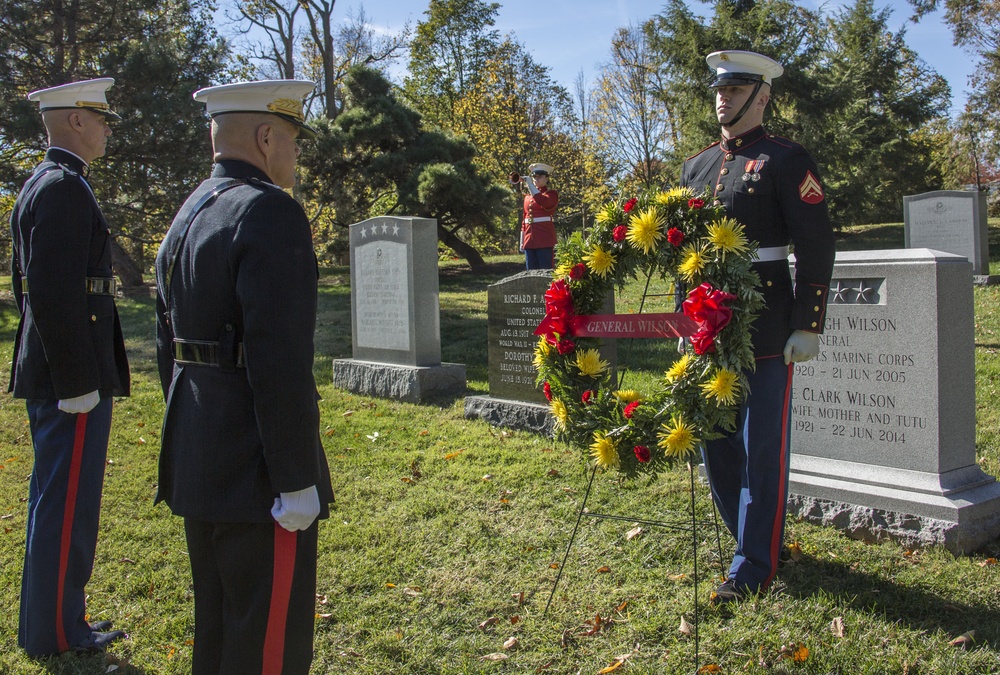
271;485;320;532
783;330;820;365
58;390;100;414
526;179;540;196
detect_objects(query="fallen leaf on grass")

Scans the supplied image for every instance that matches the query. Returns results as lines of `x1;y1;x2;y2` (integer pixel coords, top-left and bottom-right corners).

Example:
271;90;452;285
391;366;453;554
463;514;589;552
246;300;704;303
1;514;13;520
596;566;612;573
402;586;421;597
385;583;396;588
978;558;997;567
949;631;975;648
579;613;613;637
547;469;560;477
342;410;355;417
778;642;809;662
696;665;722;674
443;450;464;460
549;563;559;569
560;629;574;648
316;612;333;619
667;573;687;581
788;541;805;562
324;429;336;437
119;557;136;564
479;653;508;661
418;429;429;436
400;477;416;484
831;616;845;637
479;617;500;631
512;591;524;606
503;637;519;650
615;600;628;613
482;474;493;481
679;616;695;637
339;649;363;657
535;661;554;672
626;526;644;541
597;656;628;673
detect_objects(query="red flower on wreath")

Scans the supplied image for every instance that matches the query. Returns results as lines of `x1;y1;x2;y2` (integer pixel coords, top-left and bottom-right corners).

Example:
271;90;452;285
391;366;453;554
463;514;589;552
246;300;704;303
582;389;594;404
556;339;576;355
623;401;641;419
570;263;586;280
534;279;575;345
543;381;553;401
612;225;628;242
667;228;685;246
688;198;705;209
634;445;651;463
623;197;638;213
682;283;737;355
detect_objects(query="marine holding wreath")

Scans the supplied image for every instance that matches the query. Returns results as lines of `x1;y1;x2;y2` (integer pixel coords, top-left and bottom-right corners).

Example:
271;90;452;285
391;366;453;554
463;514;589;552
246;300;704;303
679;50;835;604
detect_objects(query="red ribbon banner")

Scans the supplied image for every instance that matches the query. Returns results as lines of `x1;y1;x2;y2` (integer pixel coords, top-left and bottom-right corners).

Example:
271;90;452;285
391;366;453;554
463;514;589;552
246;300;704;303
569;313;699;339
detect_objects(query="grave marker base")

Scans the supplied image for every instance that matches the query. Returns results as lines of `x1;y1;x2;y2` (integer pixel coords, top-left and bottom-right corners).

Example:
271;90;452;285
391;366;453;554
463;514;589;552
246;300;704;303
333;359;466;404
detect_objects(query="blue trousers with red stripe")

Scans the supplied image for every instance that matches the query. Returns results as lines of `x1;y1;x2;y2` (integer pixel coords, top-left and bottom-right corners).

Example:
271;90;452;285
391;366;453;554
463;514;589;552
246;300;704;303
19;397;113;656
184;518;318;675
702;357;793;594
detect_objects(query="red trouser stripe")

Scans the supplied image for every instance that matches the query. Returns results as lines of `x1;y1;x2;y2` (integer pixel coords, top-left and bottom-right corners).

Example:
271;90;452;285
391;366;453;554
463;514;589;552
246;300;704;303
764;363;795;588
262;525;297;675
55;412;89;653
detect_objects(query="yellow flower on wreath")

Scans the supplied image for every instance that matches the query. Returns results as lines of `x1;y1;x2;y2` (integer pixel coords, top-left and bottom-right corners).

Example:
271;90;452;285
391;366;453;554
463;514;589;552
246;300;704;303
550;398;569;431
590;431;620;468
595;202;618;225
654;186;695;208
583;245;616;278
555;260;575;278
627;207;664;254
664;353;692;383
613;389;642;403
658;414;699;458
574;348;609;378
707;217;750;261
678;243;710;282
701;368;740;405
534;337;553;369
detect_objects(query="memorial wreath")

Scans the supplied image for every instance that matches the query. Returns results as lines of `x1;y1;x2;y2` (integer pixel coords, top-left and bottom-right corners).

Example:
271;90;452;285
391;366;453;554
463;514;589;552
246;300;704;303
533;187;765;477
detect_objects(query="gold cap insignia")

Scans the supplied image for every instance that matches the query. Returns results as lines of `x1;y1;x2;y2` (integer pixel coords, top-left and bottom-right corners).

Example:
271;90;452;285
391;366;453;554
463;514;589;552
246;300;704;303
267;98;304;122
76;101;110;111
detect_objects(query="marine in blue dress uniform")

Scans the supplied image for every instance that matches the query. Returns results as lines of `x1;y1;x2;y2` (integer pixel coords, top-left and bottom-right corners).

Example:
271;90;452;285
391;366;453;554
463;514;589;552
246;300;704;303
680;51;835;604
9;78;131;655
154;80;334;675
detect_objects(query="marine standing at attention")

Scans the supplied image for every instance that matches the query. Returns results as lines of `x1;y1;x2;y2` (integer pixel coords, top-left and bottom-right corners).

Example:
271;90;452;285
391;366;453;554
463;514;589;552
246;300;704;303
9;78;131;656
680;50;835;605
154;79;334;674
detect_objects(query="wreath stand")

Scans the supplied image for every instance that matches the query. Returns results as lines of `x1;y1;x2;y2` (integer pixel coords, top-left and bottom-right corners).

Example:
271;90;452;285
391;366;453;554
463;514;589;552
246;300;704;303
542;279;730;673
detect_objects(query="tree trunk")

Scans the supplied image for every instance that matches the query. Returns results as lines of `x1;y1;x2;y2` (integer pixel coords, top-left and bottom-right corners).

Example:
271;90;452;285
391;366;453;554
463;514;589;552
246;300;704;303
436;223;487;272
111;237;144;287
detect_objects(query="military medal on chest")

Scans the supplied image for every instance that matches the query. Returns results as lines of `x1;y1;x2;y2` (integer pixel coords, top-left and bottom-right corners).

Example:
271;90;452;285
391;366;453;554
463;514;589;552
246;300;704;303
743;159;765;182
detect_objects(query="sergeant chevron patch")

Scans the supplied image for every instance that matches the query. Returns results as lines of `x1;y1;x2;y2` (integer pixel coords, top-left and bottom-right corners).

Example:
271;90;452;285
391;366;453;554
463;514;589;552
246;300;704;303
799;171;824;204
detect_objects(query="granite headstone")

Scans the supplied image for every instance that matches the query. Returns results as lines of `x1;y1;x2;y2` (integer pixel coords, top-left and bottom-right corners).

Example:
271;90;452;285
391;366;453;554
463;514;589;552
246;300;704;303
787;248;1000;553
903;189;993;281
333;216;465;402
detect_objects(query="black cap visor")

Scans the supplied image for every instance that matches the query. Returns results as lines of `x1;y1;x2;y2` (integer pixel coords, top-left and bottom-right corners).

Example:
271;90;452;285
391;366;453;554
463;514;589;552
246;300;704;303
710;72;766;88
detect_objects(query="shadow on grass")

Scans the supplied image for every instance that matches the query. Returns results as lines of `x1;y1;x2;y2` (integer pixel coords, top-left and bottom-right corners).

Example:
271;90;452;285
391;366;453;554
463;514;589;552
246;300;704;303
782;555;1000;649
27;652;150;675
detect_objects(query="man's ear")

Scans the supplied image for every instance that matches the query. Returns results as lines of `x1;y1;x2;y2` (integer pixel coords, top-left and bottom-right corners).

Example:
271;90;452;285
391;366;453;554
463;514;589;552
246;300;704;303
67;111;85;131
256;122;274;157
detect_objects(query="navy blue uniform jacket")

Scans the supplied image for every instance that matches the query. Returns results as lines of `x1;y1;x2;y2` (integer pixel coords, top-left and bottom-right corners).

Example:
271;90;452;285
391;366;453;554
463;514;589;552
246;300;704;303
154;160;333;522
8;148;130;400
681;126;835;357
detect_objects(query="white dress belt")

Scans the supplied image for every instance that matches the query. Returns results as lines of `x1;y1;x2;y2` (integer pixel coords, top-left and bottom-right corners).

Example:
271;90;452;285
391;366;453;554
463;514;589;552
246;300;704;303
751;245;790;263
526;216;552;223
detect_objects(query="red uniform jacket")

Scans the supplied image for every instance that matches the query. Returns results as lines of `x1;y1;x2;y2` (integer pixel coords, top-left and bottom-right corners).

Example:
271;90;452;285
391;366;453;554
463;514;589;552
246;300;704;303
521;187;558;249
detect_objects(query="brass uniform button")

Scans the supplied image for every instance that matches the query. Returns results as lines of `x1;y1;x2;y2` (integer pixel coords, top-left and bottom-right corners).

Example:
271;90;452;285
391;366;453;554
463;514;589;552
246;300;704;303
766;281;773;287
814;306;820;311
811;322;818;328
816;289;822;295
720;168;729;175
725;153;735;161
90;315;97;322
716;184;724;192
712;200;721;206
747;187;755;194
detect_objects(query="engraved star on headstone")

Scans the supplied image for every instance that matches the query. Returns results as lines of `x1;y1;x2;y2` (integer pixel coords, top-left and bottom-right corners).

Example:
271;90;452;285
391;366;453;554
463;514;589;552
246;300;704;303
381;223;389;234
392;224;399;236
370;224;379;237
831;281;850;303
359;227;367;239
853;281;873;303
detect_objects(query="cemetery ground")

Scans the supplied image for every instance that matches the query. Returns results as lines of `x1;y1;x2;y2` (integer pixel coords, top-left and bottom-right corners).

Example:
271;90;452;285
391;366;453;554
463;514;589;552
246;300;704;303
1;223;1000;674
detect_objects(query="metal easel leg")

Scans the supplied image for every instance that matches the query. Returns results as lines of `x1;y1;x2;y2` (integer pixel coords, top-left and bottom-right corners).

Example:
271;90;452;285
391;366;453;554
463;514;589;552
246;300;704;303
544;464;598;616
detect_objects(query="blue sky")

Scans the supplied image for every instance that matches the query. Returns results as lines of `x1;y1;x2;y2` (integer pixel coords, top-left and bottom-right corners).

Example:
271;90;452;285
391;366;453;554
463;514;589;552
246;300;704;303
335;0;973;118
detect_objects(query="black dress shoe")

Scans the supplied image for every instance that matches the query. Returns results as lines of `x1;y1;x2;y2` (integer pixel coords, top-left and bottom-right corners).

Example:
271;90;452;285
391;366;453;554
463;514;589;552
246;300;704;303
710;579;745;606
89;620;113;632
73;629;126;653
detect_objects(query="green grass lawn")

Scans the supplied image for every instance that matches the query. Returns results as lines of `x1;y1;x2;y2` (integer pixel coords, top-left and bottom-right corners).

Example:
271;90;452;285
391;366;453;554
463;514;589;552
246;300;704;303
2;223;1000;673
